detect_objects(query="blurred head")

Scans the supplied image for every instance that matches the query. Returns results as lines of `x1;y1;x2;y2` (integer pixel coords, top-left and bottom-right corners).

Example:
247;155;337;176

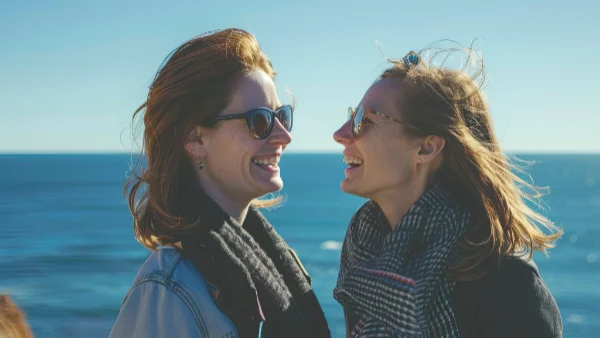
0;295;33;338
126;29;292;249
334;46;562;280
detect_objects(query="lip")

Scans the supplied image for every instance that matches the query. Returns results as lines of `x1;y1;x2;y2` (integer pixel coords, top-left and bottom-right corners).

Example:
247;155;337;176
251;151;282;173
252;161;280;173
344;165;362;173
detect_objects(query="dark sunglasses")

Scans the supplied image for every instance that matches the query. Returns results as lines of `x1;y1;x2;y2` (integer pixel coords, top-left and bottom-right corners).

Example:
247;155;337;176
348;105;404;138
206;104;293;139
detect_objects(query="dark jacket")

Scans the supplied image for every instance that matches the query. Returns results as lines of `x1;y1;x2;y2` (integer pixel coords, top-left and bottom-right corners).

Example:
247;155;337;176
451;256;562;338
343;255;562;338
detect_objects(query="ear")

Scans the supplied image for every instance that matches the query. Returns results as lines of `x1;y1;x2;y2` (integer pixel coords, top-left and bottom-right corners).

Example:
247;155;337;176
416;135;445;164
184;126;208;158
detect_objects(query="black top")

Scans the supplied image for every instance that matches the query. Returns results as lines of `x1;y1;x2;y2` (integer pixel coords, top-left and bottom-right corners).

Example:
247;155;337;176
343;256;562;337
451;256;562;338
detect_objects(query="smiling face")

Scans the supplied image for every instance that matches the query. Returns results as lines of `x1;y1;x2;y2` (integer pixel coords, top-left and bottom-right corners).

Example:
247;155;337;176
186;69;292;205
333;78;422;201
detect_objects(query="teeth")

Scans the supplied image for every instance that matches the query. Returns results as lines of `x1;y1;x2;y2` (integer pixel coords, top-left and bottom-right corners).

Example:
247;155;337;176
343;156;363;165
252;157;279;166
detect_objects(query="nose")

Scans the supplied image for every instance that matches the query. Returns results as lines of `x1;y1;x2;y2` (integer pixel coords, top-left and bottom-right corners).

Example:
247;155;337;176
333;120;353;146
268;118;292;146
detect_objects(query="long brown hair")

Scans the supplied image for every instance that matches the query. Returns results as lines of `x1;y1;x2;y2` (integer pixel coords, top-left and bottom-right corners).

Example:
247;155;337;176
125;29;278;249
0;295;33;338
379;42;562;281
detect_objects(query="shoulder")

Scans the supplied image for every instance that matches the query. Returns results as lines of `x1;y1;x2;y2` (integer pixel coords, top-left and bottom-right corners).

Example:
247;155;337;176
481;256;556;306
483;255;542;286
128;246;213;306
453;255;562;338
111;277;207;338
112;247;237;338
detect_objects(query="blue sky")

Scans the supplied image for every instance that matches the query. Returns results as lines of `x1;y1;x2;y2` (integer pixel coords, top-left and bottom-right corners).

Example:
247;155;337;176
0;0;598;153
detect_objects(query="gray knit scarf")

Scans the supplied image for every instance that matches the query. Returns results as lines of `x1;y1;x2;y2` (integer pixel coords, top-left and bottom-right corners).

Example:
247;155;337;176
334;186;472;337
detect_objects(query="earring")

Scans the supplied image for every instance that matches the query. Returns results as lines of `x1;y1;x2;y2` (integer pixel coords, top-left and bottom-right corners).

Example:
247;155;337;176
198;160;205;170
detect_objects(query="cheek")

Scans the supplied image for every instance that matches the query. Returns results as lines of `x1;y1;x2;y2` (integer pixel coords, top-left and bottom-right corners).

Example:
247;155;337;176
390;143;418;181
378;155;414;189
213;125;261;170
358;134;393;166
363;136;414;181
210;129;242;168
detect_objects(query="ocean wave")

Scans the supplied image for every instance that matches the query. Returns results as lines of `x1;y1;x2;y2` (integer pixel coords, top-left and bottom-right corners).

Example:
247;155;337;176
320;240;342;250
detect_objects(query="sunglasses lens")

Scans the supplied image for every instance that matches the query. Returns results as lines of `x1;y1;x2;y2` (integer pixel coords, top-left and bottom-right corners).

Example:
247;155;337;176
278;105;293;132
352;106;364;137
251;109;272;139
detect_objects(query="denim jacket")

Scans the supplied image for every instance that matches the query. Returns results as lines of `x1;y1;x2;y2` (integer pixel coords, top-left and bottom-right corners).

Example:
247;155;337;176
109;246;238;338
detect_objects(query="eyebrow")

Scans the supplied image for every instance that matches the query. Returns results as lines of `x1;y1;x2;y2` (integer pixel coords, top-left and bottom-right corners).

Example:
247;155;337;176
240;103;281;111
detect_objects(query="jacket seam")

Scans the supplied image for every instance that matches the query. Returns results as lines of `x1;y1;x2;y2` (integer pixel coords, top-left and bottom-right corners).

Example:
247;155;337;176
123;277;210;337
121;250;182;306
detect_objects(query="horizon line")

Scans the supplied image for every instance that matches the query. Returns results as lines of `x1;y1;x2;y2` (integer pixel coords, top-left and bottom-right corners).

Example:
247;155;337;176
1;150;600;156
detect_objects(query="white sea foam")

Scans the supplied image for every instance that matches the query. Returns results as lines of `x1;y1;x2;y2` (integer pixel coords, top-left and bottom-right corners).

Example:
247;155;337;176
320;240;343;251
567;314;585;324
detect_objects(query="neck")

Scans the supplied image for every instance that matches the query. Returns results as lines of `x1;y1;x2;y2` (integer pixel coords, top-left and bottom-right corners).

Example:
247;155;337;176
373;181;429;231
199;177;251;225
216;196;250;225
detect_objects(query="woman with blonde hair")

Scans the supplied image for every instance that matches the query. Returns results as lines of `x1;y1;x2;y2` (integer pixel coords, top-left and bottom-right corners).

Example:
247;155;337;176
333;45;562;337
0;294;33;338
110;29;330;338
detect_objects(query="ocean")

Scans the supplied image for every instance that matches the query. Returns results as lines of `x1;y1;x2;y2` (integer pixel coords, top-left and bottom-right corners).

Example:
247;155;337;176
0;153;598;337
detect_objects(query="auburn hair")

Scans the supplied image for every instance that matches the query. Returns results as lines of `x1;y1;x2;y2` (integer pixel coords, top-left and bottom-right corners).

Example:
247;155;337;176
125;29;279;249
379;43;562;281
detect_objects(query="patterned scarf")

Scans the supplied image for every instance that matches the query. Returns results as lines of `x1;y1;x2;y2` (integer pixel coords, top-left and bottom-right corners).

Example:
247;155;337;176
181;192;331;338
334;186;472;337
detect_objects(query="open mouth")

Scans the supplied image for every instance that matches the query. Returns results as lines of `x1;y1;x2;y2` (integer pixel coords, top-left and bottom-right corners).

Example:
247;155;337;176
252;156;280;170
343;155;363;168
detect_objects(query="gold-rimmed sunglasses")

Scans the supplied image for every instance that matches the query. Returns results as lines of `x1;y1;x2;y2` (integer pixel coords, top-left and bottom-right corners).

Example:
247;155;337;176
347;105;404;138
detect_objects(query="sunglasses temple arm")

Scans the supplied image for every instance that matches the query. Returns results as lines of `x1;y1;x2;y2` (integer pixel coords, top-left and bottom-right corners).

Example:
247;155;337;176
213;113;247;121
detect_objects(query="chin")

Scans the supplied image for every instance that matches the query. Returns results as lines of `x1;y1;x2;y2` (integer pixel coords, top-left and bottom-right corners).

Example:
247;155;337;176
341;179;374;199
258;177;284;195
341;180;359;196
